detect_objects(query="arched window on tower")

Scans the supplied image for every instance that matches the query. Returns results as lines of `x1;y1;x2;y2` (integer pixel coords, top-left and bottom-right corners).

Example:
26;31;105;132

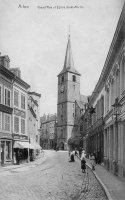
62;75;64;83
61;114;63;122
72;75;76;82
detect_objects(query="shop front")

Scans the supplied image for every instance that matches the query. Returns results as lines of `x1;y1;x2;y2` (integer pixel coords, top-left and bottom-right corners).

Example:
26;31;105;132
29;139;41;161
13;134;30;164
13;134;41;164
0;133;13;166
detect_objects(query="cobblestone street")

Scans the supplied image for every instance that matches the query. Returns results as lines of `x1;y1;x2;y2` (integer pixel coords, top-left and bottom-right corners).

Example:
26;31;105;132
0;151;108;200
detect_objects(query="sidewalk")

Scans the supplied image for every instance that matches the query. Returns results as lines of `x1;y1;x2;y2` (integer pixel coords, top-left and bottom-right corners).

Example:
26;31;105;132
77;155;125;200
0;151;46;173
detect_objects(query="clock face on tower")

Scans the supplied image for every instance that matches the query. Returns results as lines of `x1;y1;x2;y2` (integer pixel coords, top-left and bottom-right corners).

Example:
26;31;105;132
60;85;65;93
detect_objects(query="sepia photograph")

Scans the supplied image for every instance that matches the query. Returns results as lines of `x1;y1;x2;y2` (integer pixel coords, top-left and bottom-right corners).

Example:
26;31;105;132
0;0;125;199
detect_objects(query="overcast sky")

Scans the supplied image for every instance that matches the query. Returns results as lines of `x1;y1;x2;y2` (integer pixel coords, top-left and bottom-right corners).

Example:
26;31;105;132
0;0;124;116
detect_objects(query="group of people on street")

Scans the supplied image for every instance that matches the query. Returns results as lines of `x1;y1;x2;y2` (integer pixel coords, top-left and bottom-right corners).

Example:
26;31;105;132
68;148;96;173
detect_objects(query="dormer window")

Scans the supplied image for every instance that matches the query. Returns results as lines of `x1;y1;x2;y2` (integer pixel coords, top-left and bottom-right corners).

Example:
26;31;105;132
73;75;76;82
62;75;64;82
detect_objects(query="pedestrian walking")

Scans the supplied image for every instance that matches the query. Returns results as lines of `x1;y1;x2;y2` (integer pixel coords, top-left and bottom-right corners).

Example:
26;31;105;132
90;153;96;170
81;157;86;173
69;151;75;162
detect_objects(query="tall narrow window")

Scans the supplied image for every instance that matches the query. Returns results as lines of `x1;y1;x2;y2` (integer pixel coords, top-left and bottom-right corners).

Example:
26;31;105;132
107;89;109;112
14;90;19;107
61;114;63;121
5;88;11;106
21;94;25;109
6;141;11;160
72;75;76;82
21;119;25;134
14;116;19;133
61;129;63;137
4;113;11;132
0;112;2;131
62;75;64;83
0;85;2;103
121;57;125;93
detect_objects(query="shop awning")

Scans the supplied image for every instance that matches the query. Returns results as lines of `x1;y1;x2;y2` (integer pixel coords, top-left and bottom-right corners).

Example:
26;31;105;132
29;142;41;149
14;141;32;149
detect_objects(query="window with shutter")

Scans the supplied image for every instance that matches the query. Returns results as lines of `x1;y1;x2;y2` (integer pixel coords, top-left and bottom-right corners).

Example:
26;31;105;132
21;119;25;134
0;112;2;131
14;90;19;107
14;116;19;133
0;85;2;104
21;94;25;109
5;88;11;106
4;113;11;132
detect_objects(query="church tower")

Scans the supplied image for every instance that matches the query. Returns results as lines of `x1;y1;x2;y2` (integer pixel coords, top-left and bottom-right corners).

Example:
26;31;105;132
57;35;81;150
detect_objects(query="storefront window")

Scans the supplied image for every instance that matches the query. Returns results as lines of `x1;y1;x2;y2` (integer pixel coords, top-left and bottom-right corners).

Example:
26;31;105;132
6;141;11;160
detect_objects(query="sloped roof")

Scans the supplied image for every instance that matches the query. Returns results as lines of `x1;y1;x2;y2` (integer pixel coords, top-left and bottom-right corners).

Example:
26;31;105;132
80;95;88;103
76;101;86;109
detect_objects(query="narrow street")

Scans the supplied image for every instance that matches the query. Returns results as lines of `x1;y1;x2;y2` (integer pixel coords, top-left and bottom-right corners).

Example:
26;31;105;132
0;150;108;200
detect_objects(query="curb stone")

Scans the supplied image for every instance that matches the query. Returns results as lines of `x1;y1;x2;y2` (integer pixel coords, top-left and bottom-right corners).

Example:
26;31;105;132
76;155;113;200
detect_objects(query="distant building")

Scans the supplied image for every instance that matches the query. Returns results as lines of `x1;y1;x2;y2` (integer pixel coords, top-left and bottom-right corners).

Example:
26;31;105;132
57;35;87;150
28;91;41;160
40;114;57;149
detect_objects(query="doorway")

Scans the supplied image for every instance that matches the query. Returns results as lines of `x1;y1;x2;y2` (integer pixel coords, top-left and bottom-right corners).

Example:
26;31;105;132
1;142;4;165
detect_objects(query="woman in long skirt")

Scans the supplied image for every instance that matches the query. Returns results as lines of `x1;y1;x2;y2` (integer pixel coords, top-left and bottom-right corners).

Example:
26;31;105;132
69;151;75;162
81;157;86;173
90;154;96;170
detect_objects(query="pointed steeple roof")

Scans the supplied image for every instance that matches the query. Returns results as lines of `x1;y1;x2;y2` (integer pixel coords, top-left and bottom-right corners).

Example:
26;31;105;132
58;35;81;76
63;35;74;70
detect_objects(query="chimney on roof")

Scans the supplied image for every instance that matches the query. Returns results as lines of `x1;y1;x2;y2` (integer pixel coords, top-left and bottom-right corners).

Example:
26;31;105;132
0;55;10;69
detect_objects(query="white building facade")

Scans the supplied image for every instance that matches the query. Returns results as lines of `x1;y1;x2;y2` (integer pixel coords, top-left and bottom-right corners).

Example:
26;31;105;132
84;4;125;179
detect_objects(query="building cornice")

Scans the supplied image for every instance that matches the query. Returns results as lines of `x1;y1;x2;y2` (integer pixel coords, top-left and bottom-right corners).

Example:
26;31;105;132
0;65;15;80
0;104;13;114
15;76;30;90
89;4;125;106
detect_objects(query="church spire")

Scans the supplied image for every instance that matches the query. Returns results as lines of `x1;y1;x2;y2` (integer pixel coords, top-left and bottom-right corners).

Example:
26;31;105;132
63;34;74;70
58;32;81;76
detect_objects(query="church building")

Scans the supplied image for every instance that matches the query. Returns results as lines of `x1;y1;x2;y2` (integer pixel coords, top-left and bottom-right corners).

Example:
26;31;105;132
57;35;87;150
